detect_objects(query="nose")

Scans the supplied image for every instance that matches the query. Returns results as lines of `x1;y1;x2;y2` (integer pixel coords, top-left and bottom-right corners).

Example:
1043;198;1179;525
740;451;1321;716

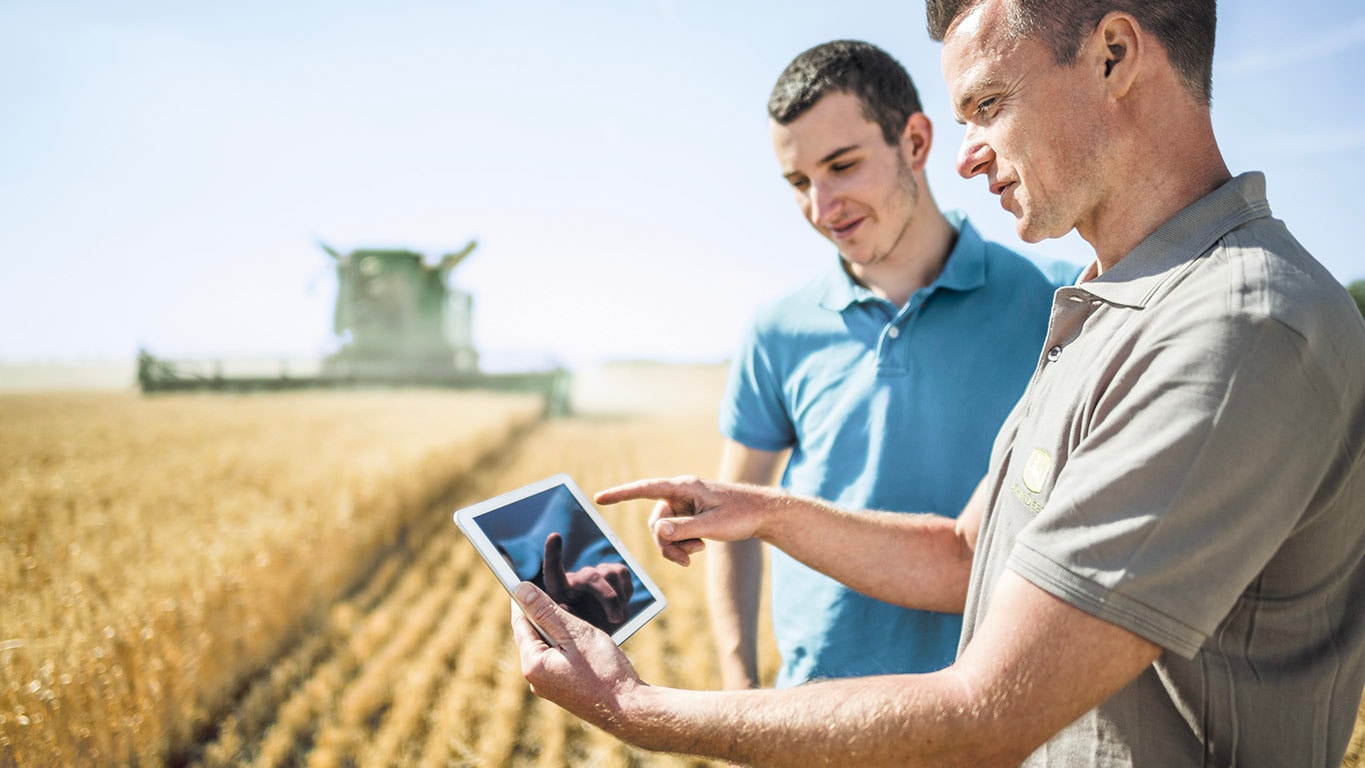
956;124;994;180
807;180;841;227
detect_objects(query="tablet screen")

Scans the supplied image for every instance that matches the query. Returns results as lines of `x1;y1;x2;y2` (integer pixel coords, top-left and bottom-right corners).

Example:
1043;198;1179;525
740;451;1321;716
454;473;666;645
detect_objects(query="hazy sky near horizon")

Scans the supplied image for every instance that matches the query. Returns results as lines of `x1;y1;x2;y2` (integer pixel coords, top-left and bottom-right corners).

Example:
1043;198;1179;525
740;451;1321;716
3;1;1362;369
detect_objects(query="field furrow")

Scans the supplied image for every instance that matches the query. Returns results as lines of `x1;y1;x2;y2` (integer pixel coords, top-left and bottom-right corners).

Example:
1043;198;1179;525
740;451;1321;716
192;401;745;767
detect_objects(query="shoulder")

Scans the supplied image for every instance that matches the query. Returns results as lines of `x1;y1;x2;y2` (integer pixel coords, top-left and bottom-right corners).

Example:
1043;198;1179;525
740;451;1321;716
1121;215;1365;408
973;245;1060;310
1208;217;1365;385
1159;215;1357;338
983;243;1056;286
952;214;1069;293
1217;217;1356;326
1147;172;1360;346
747;272;839;335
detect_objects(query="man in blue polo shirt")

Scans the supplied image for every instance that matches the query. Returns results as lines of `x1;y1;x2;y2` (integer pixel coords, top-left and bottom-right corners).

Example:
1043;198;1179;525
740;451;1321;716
707;39;1058;688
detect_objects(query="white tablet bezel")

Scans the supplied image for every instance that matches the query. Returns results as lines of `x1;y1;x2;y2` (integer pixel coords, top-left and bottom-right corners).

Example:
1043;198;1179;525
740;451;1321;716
453;472;667;645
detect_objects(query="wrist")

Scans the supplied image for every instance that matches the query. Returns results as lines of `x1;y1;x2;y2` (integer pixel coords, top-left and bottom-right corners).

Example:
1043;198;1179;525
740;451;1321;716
750;483;807;546
604;682;675;752
742;482;785;543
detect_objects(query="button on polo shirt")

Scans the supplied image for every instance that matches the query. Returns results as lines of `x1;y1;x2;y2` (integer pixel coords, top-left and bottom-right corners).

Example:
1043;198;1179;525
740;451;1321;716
816;213;990;379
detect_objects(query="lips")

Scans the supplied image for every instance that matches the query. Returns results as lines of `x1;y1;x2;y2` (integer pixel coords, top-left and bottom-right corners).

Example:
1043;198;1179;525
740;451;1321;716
992;180;1017;212
828;216;865;240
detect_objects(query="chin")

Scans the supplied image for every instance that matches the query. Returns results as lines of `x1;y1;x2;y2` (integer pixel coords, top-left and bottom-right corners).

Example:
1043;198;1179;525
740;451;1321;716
837;247;874;266
1012;219;1041;243
1015;215;1069;244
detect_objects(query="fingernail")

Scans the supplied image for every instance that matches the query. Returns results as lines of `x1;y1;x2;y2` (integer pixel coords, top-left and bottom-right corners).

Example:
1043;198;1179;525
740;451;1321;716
658;520;675;537
515;582;538;604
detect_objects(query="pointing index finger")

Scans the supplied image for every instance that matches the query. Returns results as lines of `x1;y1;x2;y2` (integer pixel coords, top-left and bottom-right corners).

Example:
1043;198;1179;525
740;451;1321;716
593;478;680;506
542;532;568;597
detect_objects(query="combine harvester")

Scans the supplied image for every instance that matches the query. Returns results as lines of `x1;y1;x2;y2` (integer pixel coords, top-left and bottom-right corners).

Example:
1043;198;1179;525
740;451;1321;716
136;240;570;415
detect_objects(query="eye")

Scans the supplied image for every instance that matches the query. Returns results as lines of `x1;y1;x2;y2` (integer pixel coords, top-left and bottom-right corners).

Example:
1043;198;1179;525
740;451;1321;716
831;160;856;173
975;97;999;119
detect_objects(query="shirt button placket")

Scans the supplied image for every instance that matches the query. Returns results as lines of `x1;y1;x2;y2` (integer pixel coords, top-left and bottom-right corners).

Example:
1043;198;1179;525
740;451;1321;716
878;321;907;373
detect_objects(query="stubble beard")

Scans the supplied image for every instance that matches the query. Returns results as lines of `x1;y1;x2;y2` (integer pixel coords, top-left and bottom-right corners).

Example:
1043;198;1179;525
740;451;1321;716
845;154;920;268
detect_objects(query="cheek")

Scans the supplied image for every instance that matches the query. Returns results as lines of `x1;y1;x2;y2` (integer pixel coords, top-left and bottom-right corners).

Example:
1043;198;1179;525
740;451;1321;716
1012;138;1064;194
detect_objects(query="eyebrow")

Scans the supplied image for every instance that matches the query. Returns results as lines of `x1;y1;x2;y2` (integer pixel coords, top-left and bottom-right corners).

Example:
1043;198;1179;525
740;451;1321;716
819;144;859;165
952;74;999;124
953;89;982;124
783;144;862;182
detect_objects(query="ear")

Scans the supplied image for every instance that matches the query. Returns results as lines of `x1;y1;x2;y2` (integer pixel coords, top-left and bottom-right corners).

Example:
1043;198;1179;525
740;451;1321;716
1095;12;1141;99
899;112;934;172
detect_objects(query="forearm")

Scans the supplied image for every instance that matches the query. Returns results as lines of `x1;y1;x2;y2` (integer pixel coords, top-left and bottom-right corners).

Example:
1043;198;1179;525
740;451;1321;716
754;492;972;614
708;440;781;688
706;538;763;688
601;470;978;612
610;671;1011;767
608;573;1159;766
515;564;1158;768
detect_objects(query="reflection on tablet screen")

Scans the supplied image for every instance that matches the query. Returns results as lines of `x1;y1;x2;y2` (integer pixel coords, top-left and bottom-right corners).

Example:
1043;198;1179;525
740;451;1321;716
476;484;649;634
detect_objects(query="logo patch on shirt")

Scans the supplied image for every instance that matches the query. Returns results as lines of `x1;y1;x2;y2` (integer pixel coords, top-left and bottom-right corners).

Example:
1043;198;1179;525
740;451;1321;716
1022;448;1052;494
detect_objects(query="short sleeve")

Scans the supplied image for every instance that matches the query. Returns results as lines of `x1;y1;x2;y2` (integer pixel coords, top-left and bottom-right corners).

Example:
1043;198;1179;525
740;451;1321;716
718;314;796;452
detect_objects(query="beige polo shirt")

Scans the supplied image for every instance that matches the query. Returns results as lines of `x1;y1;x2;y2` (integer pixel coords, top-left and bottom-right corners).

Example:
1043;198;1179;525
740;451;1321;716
960;172;1365;766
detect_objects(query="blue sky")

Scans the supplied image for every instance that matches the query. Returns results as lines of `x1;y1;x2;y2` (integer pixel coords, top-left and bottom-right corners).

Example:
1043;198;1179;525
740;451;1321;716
2;1;1362;369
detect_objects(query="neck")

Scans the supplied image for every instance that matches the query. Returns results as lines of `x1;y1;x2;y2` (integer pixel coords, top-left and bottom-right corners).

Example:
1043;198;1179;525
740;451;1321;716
1080;102;1230;275
848;192;956;307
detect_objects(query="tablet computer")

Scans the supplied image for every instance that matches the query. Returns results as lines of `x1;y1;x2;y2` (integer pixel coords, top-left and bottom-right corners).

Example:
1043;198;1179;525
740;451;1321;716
453;473;667;645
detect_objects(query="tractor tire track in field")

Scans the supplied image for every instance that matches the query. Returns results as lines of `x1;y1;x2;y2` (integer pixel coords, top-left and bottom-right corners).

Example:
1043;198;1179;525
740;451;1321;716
187;413;733;768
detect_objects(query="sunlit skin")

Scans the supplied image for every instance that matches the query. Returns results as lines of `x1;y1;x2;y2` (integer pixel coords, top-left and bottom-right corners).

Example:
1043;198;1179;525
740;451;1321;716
770;91;953;307
941;1;1229;272
942;1;1112;249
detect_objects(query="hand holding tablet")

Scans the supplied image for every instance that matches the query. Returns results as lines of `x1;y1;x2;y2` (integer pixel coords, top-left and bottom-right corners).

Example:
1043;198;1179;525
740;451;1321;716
454;473;666;645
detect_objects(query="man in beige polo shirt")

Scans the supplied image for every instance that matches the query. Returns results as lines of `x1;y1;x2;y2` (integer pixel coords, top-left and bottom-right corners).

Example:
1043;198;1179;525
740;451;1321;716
506;1;1365;765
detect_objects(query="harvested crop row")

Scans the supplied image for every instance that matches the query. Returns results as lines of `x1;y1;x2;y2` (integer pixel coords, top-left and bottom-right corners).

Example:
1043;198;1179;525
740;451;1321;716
189;406;760;767
0;390;544;766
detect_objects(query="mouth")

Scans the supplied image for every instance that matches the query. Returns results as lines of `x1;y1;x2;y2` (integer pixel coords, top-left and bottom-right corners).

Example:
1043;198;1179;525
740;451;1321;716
827;216;865;240
991;180;1018;213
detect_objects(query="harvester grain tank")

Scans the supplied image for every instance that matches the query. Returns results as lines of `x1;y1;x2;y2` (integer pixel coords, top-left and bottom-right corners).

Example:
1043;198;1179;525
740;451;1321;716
136;240;569;414
320;240;478;379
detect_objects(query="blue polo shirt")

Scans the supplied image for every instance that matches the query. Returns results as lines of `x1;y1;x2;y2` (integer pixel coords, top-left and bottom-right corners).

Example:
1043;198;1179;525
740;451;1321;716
720;213;1055;686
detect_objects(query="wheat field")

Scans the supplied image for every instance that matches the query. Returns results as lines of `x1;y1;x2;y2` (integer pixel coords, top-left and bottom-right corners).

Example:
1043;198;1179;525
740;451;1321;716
192;407;763;767
2;364;1362;766
0;388;547;765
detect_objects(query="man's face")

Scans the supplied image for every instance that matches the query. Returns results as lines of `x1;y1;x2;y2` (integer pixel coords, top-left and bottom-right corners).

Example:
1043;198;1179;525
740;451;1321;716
769;91;920;268
941;0;1107;243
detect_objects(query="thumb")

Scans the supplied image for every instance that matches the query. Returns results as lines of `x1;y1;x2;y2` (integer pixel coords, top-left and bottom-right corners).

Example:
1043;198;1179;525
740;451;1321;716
655;513;717;543
514;581;587;646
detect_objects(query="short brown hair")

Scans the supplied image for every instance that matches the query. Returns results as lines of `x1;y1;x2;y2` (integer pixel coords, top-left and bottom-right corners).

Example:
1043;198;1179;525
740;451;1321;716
925;0;1216;104
768;40;924;147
